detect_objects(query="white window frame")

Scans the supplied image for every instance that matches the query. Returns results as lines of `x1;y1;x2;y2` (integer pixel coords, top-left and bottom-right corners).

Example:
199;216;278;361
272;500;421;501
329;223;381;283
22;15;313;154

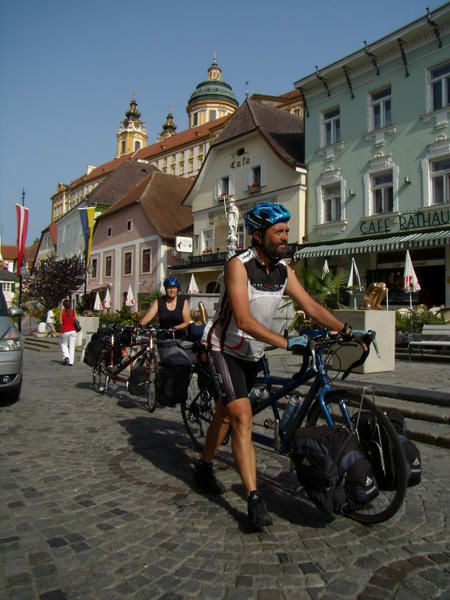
201;229;214;253
429;156;450;205
322;183;342;223
429;61;450;112
321;107;341;146
215;172;235;201
246;162;267;191
123;251;133;276
141;247;152;274
371;172;394;214
316;169;347;228
370;87;392;130
363;155;399;217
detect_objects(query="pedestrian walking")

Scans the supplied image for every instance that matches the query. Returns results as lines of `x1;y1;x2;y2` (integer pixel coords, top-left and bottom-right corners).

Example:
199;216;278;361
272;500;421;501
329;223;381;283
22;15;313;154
46;308;57;338
60;299;77;366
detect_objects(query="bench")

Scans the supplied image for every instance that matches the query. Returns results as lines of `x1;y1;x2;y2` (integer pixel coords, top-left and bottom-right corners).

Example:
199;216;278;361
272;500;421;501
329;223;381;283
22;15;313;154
408;324;450;360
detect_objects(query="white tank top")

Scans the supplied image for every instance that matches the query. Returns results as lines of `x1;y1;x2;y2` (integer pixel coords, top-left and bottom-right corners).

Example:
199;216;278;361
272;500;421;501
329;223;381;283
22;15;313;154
203;248;288;361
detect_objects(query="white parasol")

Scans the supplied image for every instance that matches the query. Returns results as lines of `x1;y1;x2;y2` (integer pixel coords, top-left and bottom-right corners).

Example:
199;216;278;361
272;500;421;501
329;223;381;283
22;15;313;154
322;259;330;279
94;291;103;311
347;258;362;309
187;274;200;294
403;250;421;310
125;284;136;308
103;287;111;310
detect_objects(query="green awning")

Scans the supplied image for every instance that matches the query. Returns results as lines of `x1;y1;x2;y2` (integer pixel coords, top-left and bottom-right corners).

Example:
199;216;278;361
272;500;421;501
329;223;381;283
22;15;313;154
294;229;450;259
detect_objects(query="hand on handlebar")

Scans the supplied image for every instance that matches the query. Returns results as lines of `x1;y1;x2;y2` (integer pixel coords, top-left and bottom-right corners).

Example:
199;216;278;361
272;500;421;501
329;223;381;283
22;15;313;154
287;335;308;352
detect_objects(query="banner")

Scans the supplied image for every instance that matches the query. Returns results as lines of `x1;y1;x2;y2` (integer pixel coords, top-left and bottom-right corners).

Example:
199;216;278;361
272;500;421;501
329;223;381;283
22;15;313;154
78;207;95;265
16;204;29;275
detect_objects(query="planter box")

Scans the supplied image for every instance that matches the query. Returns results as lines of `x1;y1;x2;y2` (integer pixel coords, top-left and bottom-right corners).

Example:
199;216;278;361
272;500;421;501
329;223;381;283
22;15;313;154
332;310;395;373
76;316;100;347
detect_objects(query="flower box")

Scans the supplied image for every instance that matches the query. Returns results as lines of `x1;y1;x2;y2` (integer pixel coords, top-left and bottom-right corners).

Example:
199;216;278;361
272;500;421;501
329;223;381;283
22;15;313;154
247;183;261;194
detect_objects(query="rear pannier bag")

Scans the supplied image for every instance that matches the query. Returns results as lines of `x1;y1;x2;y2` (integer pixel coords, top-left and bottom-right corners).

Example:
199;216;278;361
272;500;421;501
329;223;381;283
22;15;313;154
128;358;147;396
83;327;115;367
292;425;379;514
356;409;421;488
157;339;192;367
157;365;191;406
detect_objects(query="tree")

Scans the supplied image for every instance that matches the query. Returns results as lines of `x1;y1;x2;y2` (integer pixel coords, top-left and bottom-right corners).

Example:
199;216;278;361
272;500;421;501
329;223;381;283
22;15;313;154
23;256;85;310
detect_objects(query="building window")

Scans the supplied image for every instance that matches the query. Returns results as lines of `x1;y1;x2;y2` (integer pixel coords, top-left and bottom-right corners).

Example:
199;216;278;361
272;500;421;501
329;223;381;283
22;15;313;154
141;248;151;274
209;110;217;121
105;255;112;277
107;226;112;238
91;258;98;279
127;219;133;231
193;112;198;127
430;62;450;111
201;229;214;253
372;172;393;214
134;141;141;151
370;87;391;130
219;176;229;197
322;107;340;146
237;223;245;250
124;251;132;275
430;156;450;204
121;140;126;154
251;166;261;186
322;184;342;223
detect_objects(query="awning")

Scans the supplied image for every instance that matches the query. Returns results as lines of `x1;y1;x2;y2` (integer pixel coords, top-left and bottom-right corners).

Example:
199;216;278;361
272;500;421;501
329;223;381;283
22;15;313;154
170;265;224;274
294;229;450;259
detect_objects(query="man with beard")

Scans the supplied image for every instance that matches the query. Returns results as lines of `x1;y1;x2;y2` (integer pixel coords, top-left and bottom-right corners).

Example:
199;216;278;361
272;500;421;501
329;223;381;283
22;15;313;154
193;201;352;530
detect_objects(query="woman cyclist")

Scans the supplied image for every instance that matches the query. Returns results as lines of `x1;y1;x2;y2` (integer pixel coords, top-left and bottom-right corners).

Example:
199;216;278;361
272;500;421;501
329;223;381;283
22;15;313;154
140;276;190;338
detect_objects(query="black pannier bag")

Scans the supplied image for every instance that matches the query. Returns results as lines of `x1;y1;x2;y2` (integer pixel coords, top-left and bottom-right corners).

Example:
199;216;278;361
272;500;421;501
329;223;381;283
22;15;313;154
292;425;379;514
156;339;192;406
356;409;421;489
128;358;147;396
83;326;115;367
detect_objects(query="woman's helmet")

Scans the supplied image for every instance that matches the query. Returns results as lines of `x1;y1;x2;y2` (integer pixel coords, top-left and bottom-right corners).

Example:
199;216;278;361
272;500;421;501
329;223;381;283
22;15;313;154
243;201;291;235
163;276;181;289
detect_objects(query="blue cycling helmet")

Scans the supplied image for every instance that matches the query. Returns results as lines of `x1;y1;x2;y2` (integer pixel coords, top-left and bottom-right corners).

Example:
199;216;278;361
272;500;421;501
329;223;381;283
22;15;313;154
243;201;291;235
164;276;181;289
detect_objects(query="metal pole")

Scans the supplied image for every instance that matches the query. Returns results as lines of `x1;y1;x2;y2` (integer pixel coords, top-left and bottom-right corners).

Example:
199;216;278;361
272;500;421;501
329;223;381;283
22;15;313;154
18;189;25;332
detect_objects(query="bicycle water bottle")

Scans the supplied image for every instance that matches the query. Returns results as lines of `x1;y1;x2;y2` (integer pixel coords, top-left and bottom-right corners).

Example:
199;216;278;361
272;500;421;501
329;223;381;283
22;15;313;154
280;393;303;439
249;385;270;413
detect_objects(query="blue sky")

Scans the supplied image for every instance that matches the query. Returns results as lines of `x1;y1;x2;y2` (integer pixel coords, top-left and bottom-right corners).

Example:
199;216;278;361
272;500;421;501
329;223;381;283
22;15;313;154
0;0;446;246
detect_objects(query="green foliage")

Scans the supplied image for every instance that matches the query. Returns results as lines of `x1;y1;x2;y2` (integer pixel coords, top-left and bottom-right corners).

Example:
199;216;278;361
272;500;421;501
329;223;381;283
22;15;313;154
395;309;444;333
99;306;137;328
23;256;85;311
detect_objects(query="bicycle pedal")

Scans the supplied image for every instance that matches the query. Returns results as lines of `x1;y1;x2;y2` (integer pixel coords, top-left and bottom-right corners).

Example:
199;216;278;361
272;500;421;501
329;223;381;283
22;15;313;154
264;418;275;429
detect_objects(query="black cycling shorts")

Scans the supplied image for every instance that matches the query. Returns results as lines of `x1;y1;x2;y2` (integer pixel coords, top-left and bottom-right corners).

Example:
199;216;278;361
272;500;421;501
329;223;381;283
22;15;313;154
208;351;260;405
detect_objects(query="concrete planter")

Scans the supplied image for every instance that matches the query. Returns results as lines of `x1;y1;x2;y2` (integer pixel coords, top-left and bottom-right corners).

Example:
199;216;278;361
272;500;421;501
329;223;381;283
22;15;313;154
76;316;100;347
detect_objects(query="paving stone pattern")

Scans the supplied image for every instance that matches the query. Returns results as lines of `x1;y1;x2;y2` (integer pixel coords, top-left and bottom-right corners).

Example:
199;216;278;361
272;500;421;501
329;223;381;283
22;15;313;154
0;349;449;599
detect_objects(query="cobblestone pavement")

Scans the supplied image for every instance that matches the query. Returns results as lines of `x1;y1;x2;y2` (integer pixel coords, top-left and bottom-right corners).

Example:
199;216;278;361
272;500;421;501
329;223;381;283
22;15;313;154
1;350;449;600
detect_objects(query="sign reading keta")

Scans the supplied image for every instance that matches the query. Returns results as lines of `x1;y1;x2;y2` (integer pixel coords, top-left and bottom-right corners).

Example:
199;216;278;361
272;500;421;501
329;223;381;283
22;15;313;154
360;208;450;235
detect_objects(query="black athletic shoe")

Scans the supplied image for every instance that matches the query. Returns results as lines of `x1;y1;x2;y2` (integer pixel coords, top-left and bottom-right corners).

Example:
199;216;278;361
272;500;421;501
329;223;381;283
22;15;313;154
193;461;225;495
247;493;273;530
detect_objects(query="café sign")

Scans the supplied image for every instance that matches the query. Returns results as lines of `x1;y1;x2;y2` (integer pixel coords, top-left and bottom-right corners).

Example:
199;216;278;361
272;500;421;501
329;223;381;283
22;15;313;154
360;208;450;235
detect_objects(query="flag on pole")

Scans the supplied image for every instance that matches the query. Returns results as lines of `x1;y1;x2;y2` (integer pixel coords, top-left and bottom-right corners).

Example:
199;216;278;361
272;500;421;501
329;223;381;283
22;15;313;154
126;284;136;307
103;287;112;309
78;207;96;265
94;291;103;311
16;204;29;275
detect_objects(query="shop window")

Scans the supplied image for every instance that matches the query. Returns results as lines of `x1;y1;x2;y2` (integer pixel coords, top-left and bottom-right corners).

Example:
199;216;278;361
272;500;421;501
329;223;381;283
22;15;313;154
322;107;340;146
430;62;450;111
372;172;393;214
105;255;112;278
430;156;450;204
322;184;342;223
370;87;391;130
141;248;151;274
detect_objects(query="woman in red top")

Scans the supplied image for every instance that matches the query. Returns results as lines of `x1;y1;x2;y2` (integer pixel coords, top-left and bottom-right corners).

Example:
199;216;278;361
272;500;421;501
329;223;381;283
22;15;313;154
60;299;78;365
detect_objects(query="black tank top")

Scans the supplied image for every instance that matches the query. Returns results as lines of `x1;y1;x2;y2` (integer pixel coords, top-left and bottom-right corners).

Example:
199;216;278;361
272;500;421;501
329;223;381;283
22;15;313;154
158;295;186;337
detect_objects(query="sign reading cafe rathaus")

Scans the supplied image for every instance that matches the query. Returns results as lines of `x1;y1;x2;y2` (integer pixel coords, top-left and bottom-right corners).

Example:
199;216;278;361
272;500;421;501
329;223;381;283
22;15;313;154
360;208;450;236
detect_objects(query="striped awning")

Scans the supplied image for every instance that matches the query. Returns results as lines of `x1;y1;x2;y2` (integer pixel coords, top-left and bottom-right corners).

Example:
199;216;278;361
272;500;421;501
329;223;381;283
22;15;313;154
294;229;450;259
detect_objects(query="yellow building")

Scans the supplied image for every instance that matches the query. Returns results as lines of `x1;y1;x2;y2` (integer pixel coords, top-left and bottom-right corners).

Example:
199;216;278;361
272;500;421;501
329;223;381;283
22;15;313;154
115;94;148;158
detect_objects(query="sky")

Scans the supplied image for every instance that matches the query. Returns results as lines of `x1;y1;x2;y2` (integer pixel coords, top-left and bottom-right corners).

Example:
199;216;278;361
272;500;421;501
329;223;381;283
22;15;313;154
0;0;446;247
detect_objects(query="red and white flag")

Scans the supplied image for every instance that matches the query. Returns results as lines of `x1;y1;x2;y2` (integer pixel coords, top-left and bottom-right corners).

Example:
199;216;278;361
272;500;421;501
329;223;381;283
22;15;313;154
16;204;29;275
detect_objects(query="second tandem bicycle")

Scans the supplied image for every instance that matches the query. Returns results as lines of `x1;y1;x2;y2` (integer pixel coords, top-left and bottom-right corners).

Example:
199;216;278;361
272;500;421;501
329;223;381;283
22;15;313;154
181;329;408;525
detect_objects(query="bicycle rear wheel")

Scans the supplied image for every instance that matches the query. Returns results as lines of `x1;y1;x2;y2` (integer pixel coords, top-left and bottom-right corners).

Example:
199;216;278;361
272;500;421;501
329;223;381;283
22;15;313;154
306;390;407;524
145;355;158;413
181;373;216;451
92;361;109;394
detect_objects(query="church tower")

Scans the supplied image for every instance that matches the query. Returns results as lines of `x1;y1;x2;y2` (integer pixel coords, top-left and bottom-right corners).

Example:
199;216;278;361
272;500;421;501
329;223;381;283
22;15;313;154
187;53;239;128
159;108;177;140
116;94;148;158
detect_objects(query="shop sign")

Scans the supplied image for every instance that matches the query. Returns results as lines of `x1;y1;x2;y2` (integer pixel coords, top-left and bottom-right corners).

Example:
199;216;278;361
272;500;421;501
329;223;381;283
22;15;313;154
360;208;450;236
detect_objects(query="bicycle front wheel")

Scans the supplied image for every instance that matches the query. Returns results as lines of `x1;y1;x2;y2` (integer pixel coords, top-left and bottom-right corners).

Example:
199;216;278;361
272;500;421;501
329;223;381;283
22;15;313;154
181;374;216;451
306;390;407;524
92;361;109;394
145;355;158;413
